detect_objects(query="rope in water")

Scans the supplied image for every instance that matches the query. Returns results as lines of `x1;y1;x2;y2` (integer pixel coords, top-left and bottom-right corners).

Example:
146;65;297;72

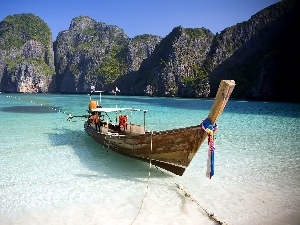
129;125;226;224
130;159;151;225
5;95;86;121
138;164;228;225
174;182;228;225
130;131;153;225
5;95;67;113
131;162;227;225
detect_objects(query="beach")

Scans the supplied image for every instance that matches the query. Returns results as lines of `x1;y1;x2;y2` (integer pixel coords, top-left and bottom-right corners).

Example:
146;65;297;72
0;93;299;225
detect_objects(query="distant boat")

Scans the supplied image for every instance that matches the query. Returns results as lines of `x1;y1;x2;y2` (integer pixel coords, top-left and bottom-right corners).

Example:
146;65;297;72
77;80;235;176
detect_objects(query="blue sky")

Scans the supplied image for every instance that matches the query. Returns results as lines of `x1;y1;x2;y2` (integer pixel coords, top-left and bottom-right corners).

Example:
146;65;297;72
1;0;280;40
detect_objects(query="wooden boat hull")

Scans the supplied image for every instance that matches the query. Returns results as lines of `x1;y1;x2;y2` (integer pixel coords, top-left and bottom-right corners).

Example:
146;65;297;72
84;80;236;176
84;123;207;175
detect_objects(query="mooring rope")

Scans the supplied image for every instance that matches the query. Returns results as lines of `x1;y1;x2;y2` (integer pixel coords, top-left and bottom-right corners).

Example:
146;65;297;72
5;95;68;114
5;95;86;121
131;131;153;225
155;168;228;225
131;132;226;225
174;182;228;225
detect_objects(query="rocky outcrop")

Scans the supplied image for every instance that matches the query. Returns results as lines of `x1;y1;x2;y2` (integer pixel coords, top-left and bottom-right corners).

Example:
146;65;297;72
54;16;130;93
127;34;162;71
54;17;162;93
207;0;299;101
0;13;55;93
115;26;214;97
2;60;54;93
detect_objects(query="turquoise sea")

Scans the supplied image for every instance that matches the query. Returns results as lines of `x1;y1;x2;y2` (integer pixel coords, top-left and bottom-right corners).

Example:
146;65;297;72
0;92;299;225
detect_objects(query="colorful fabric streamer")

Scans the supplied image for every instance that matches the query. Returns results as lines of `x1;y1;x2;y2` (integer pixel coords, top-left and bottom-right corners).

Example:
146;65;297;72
201;118;218;179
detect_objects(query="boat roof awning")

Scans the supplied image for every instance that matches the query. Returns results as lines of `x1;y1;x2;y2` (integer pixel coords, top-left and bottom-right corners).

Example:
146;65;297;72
90;107;148;113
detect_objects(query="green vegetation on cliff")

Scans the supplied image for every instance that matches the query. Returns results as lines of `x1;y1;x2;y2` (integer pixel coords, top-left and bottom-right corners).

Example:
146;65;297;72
0;13;52;50
95;45;128;83
6;57;55;75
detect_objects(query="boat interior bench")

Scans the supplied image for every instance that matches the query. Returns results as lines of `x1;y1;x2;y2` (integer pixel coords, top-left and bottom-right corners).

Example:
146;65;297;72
90;123;145;135
125;124;145;134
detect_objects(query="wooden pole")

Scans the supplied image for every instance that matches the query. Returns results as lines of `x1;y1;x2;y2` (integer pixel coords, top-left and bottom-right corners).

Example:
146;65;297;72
208;80;236;124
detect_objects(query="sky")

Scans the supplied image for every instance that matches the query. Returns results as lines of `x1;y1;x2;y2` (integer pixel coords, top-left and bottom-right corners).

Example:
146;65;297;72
0;0;280;40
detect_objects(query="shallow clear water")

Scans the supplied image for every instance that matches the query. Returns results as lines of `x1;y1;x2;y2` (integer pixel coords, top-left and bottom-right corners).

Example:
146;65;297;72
0;93;299;225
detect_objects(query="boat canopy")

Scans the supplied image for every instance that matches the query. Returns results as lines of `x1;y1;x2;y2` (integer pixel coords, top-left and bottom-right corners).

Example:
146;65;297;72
90;107;148;113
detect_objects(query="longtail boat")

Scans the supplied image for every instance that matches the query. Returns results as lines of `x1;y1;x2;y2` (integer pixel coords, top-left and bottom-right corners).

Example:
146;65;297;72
80;80;235;176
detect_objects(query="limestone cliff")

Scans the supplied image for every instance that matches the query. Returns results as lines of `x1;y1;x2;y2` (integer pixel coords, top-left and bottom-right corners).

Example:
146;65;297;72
128;34;162;72
115;0;298;100
0;13;55;92
207;0;299;101
54;16;161;93
115;26;214;97
0;0;298;101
